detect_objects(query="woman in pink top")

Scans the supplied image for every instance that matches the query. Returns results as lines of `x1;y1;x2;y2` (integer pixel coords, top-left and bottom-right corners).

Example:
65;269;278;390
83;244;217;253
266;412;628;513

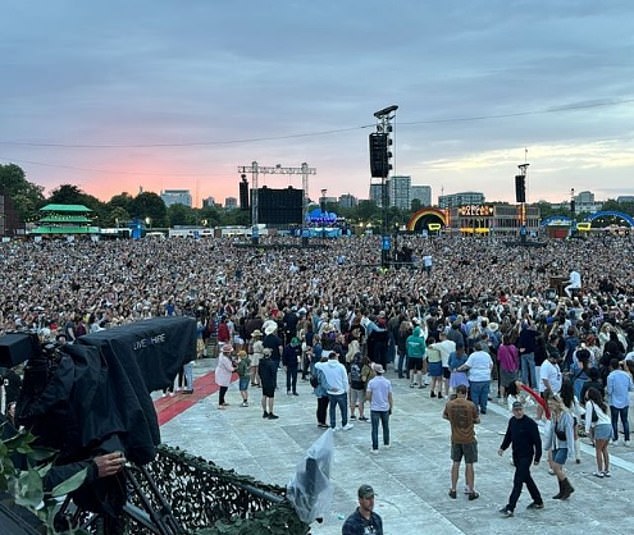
498;335;519;399
216;343;236;409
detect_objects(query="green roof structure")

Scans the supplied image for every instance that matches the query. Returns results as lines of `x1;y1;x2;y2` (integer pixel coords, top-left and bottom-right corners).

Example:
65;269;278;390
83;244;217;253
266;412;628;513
30;203;99;236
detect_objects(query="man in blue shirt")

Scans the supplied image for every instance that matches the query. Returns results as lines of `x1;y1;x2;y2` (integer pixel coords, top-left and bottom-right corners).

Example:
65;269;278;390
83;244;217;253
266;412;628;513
341;484;383;535
606;358;634;445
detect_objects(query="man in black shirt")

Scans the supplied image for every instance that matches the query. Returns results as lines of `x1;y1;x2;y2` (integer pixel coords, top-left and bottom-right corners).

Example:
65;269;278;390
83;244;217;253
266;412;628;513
498;401;543;517
341;484;383;535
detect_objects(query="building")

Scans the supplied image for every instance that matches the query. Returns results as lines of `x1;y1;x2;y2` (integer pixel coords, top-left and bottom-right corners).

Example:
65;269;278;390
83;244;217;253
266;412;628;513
388;175;411;210
161;189;192;208
438;191;485;209
410;185;432;207
30;204;99;236
202;196;216;208
617;195;634;204
446;202;540;236
369;182;385;207
338;194;358;208
574;190;602;213
224;197;238;210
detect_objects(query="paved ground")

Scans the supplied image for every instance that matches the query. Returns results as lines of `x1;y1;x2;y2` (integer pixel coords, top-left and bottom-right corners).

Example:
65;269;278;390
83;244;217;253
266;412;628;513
157;358;634;534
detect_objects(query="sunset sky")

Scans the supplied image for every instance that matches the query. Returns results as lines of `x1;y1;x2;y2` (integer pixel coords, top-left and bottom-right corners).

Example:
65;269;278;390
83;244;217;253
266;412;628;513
2;1;633;207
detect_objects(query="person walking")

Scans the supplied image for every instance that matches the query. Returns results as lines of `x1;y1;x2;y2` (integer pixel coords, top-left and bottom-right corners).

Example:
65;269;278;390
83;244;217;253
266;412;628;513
341;484;383;535
215;343;236;409
366;364;393;453
606;358;634;446
406;325;426;388
283;337;301;396
258;350;279;419
236;350;251;407
443;384;480;501
544;396;575;500
458;341;493;414
498;401;544;517
316;350;353;431
584;387;613;477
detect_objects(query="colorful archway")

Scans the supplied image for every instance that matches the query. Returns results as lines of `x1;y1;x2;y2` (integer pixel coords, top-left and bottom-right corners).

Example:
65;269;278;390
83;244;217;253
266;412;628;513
583;210;634;227
406;207;448;232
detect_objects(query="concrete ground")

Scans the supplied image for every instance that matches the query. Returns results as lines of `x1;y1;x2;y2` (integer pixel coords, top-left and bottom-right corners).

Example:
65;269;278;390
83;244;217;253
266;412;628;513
158;358;634;535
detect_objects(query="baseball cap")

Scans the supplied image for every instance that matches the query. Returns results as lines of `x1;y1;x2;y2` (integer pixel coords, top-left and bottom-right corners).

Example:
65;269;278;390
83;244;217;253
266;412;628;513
358;484;375;499
512;401;523;410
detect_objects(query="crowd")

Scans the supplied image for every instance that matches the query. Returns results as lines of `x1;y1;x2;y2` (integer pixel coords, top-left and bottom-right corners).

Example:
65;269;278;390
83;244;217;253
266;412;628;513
2;232;634;530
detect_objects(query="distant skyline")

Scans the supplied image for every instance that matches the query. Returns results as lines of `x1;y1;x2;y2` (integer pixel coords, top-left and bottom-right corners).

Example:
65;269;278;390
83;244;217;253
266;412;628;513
1;1;633;206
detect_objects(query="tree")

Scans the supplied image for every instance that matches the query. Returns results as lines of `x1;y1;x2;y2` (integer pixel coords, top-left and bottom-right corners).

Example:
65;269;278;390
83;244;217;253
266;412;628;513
129;192;167;227
167;203;196;226
0;163;45;220
108;192;134;214
410;198;422;213
47;184;108;224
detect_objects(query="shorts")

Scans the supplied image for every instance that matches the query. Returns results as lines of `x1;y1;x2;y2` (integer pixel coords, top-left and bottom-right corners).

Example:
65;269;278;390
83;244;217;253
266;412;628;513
239;377;250;392
262;386;275;398
552;447;568;465
442;366;451;380
408;358;423;371
594;423;612;441
350;388;365;406
428;361;442;377
451;442;478;464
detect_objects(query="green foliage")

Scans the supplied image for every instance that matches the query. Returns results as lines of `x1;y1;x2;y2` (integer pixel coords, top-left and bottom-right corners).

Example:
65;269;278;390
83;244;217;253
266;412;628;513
0;163;45;220
0;425;89;533
129;192;168;226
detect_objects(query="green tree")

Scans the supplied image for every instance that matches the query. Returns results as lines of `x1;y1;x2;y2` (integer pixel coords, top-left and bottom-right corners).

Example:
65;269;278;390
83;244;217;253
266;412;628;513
222;208;251;226
167;203;196;226
47;184;107;225
197;205;222;228
108;192;134;214
105;206;131;227
0;163;45;220
410;198;422;212
129;192;167;226
355;200;380;222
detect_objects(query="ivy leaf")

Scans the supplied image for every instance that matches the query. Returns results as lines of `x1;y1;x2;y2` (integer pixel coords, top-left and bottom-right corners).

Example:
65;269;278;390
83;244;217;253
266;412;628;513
51;466;88;497
14;468;44;508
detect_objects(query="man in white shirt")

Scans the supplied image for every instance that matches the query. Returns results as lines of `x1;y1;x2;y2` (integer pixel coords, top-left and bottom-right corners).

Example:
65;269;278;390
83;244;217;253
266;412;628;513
366;364;393;453
565;270;581;298
539;352;562;396
315;351;353;431
458;342;493;414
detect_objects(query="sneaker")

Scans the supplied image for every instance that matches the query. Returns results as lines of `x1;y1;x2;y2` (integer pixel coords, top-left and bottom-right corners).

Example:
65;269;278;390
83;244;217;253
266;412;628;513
262;411;269;419
343;423;354;431
241;401;248;407
603;470;611;477
625;441;631;447
370;448;379;454
293;392;299;396
267;413;279;419
350;415;357;420
334;426;342;431
593;471;604;478
448;489;457;499
499;507;514;517
410;384;416;389
183;389;194;394
287;391;292;396
526;502;544;510
548;469;555;475
438;393;444;399
359;416;369;421
431;392;436;398
468;491;480;501
463;486;471;494
383;443;391;448
317;423;329;428
418;384;427;389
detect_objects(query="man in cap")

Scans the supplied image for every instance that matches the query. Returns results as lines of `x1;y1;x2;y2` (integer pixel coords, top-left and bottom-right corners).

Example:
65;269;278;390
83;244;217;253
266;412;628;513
498;401;543;517
366;364;393;453
341;484;383;535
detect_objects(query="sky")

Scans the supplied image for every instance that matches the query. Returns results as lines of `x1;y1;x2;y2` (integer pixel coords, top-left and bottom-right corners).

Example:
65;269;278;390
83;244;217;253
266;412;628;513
1;0;634;207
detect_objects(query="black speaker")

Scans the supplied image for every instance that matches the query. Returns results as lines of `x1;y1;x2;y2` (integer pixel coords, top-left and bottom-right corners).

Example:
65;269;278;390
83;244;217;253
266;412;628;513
0;333;41;368
369;133;389;178
515;175;526;203
239;179;249;211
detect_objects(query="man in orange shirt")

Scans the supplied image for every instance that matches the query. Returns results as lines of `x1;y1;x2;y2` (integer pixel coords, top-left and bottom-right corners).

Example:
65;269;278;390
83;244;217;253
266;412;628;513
443;384;480;500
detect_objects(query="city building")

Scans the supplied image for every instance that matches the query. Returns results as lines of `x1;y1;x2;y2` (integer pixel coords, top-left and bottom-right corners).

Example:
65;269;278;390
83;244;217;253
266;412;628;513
338;193;358;208
224;197;238;210
438;191;485;209
161;189;192;208
388;175;411;210
446;202;540;236
202;196;216;208
369;182;385;207
410;185;432;207
616;195;634;204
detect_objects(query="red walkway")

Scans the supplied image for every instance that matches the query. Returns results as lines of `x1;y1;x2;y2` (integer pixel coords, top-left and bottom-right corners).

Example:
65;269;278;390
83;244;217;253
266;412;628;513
153;371;236;426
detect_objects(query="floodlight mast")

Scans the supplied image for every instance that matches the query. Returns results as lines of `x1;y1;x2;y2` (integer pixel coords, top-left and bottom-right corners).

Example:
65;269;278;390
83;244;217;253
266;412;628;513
373;105;399;118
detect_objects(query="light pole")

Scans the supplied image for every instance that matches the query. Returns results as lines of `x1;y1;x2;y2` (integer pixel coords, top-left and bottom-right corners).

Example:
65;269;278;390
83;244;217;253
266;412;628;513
320;188;327;239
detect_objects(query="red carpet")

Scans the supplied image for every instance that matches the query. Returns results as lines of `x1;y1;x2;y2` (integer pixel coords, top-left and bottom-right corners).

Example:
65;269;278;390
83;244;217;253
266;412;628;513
154;371;237;426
